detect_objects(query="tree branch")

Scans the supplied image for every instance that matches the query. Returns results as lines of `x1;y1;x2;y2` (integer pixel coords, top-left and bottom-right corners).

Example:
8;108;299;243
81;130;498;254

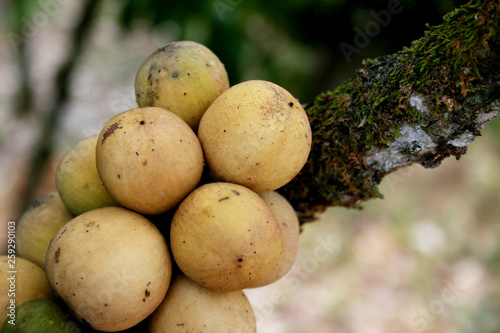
280;0;500;223
18;0;101;215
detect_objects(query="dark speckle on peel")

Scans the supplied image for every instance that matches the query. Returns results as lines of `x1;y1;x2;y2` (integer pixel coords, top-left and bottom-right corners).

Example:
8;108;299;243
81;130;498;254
54;248;61;263
172;71;179;78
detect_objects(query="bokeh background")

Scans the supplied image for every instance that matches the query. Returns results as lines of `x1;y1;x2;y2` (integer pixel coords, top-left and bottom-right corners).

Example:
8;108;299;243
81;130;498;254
1;0;500;332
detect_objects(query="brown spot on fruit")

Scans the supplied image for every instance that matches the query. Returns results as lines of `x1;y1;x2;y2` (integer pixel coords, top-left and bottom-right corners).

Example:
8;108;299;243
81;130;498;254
54;248;61;263
101;121;122;144
288;102;294;107
145;289;150;298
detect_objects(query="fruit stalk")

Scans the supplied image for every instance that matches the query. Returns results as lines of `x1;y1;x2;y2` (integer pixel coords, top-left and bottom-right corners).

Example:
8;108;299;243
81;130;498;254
280;0;500;223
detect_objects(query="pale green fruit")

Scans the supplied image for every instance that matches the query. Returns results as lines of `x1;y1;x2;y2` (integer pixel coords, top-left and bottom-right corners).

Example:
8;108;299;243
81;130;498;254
135;41;229;130
198;80;312;193
16;191;74;269
149;274;256;333
0;299;82;333
252;191;300;287
45;207;172;332
96;107;204;215
0;256;55;330
56;135;118;216
170;182;283;292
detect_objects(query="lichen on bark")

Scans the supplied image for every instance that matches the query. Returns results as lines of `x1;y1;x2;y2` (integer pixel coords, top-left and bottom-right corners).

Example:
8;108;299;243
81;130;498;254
280;0;500;223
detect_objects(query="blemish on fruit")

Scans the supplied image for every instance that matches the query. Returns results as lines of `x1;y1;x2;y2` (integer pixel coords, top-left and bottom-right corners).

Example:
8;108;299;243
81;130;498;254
117;174;121;179
231;190;240;196
140;120;145;125
171;71;179;78
135;152;139;156
101;121;122;144
237;258;243;262
54;248;61;263
145;289;150;298
218;196;229;202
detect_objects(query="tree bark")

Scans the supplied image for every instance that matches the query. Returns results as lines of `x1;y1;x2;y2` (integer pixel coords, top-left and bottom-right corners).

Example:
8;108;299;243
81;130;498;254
280;0;500;223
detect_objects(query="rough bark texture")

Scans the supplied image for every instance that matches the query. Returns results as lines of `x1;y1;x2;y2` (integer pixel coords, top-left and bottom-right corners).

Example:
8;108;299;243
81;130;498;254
280;0;500;223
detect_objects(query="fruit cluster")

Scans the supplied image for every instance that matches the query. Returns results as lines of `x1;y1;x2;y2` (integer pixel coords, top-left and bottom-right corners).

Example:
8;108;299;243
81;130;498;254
1;41;312;332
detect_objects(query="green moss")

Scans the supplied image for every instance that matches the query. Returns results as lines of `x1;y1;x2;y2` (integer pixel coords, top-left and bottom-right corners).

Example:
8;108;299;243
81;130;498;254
281;0;500;222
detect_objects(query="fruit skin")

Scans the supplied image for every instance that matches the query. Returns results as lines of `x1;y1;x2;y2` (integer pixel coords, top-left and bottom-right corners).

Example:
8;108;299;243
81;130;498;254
56;135;119;216
16;191;74;269
149;274;256;333
45;206;172;332
135;41;229;131
96;107;204;215
198;80;312;193
0;299;82;333
252;191;300;287
0;256;55;330
170;182;283;292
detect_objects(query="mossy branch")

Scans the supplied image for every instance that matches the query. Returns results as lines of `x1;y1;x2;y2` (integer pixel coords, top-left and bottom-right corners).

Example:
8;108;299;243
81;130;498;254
280;0;500;223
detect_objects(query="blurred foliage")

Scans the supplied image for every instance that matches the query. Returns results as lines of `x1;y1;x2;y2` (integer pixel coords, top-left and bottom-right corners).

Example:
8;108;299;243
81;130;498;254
6;0;468;102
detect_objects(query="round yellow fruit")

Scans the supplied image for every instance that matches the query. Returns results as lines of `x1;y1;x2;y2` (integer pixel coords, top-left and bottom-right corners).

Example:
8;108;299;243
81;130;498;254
0;256;55;330
135;41;229;130
16;191;74;269
149;274;256;333
96;107;204;215
56;135;118;216
253;191;300;287
198;80;312;193
170;182;283;292
45;207;172;332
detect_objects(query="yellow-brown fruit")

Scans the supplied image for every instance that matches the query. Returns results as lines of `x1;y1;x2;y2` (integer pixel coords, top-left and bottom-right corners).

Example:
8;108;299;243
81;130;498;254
149;274;256;333
96;107;204;215
253;191;300;287
45;207;172;332
135;41;229;130
170;182;283;292
198;80;312;193
56;135;118;216
16;191;74;269
0;256;55;330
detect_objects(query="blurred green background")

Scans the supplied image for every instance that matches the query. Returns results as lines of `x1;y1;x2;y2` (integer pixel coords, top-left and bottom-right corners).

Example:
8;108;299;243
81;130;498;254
1;0;500;332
